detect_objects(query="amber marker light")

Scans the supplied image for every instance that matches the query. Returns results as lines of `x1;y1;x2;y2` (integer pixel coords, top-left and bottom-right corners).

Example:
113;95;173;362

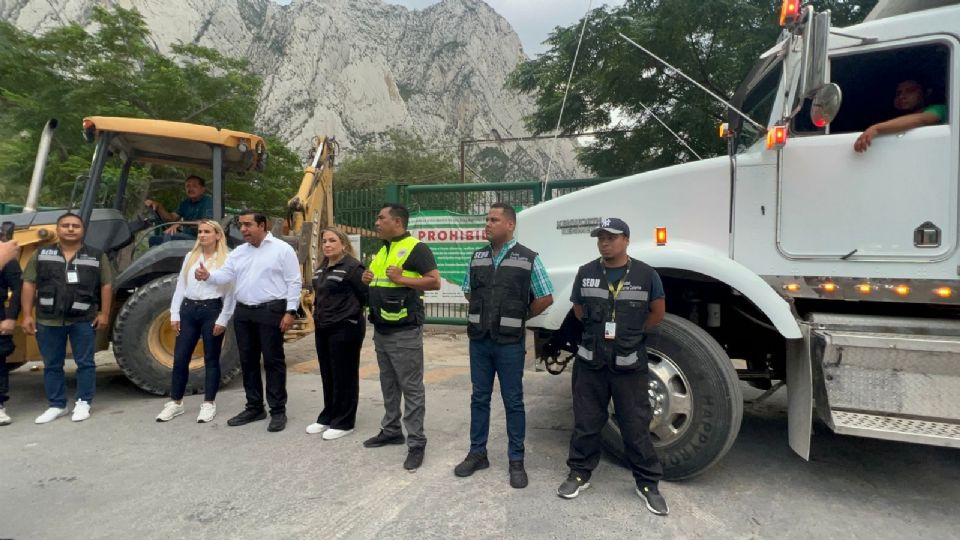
655;227;667;246
820;282;838;293
783;283;801;293
766;125;788;149
719;122;729;138
780;0;800;26
856;283;873;295
934;287;953;299
893;284;911;297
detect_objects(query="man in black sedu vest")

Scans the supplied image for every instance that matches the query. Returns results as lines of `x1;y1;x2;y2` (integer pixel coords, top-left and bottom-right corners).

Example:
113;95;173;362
455;203;554;489
21;212;113;424
557;217;669;516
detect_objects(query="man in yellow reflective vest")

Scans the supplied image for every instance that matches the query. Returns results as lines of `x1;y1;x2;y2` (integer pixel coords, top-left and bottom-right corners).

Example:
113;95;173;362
361;203;441;471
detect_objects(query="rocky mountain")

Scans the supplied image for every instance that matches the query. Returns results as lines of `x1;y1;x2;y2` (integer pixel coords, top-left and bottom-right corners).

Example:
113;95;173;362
1;0;582;181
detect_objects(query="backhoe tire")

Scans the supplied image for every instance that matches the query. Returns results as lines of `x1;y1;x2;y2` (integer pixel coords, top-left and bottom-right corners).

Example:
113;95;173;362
601;314;743;480
112;274;240;396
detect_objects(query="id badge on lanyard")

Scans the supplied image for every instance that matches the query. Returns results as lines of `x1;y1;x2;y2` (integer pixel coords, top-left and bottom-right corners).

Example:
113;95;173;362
604;321;617;340
602;259;630;340
67;268;79;284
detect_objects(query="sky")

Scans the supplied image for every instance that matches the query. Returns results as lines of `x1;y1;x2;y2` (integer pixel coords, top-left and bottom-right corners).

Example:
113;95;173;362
275;1;627;55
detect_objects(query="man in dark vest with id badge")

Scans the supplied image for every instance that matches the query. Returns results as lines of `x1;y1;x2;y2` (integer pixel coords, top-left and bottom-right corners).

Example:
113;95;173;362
21;212;113;424
455;203;554;489
556;217;669;516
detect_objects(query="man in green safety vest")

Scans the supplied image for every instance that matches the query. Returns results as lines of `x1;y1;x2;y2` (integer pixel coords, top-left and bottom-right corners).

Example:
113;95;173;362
361;203;441;471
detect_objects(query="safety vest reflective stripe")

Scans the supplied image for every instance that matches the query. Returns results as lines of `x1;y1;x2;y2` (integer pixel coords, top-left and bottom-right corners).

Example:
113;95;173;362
499;259;532;270
580;287;608;298
379;308;409;321
500;317;523;328
618;290;649;301
73;258;100;268
616;351;639;366
577;345;593;361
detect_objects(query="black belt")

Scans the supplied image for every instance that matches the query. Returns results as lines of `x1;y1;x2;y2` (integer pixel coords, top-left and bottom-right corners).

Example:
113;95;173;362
183;297;223;307
237;299;286;310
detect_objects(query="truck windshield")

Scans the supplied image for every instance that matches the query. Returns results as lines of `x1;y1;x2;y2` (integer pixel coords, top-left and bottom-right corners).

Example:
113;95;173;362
734;59;783;152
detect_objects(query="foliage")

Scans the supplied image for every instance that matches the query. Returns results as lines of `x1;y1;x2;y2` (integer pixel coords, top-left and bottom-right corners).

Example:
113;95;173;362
507;0;878;176
335;130;459;190
0;6;301;216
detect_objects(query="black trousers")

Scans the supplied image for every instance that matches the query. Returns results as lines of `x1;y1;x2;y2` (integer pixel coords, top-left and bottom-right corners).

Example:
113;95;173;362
234;302;287;415
567;360;664;488
314;319;365;429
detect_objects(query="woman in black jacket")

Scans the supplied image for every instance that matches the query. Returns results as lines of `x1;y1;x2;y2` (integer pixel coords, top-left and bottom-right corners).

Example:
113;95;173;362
306;228;368;440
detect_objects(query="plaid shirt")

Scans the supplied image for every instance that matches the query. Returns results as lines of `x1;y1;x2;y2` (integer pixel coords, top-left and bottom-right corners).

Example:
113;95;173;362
461;239;554;299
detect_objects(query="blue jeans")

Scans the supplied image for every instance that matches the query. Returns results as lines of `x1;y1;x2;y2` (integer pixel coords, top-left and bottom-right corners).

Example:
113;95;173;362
37;322;97;408
170;299;225;401
469;336;526;461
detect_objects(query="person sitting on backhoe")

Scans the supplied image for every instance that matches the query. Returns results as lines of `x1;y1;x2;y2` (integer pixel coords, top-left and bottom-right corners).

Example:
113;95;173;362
144;175;214;245
854;78;946;153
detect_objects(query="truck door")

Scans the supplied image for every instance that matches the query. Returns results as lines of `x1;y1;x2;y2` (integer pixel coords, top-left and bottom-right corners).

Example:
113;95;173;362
777;40;956;261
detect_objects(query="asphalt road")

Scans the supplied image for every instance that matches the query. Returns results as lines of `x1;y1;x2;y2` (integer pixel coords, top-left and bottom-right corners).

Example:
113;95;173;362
2;329;958;539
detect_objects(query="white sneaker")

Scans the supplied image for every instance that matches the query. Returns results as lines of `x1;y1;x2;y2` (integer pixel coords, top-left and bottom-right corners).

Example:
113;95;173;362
71;399;91;422
0;406;11;426
322;428;354;440
305;423;329;434
197;402;216;423
156;401;185;422
35;407;67;424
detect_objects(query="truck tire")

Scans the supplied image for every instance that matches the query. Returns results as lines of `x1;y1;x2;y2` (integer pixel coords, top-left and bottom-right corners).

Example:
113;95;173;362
601;313;743;480
112;274;240;395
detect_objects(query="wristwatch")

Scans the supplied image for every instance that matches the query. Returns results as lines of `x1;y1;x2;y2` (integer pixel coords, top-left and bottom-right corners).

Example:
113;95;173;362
286;309;297;316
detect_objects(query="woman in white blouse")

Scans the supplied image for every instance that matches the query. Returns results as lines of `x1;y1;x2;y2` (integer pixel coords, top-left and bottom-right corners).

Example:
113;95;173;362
156;220;236;423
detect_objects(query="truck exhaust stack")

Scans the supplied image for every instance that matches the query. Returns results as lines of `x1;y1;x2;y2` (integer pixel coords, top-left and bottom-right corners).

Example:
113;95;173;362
24;118;58;213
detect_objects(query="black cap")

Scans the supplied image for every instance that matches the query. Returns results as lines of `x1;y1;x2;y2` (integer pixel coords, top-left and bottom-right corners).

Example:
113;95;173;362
590;217;630;238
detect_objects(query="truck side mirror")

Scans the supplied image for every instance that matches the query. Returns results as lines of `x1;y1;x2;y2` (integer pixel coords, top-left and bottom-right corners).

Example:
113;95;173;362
800;10;831;98
810;83;842;127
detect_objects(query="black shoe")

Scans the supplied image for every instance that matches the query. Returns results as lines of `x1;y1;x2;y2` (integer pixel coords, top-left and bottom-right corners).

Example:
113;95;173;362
363;430;405;448
227;409;266;427
557;470;590;499
403;447;425;471
454;452;490;477
636;485;669;516
509;461;528;489
267;413;287;432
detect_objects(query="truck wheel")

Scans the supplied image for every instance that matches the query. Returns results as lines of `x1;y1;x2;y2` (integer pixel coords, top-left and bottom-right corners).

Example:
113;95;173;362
112;274;240;395
601;313;743;480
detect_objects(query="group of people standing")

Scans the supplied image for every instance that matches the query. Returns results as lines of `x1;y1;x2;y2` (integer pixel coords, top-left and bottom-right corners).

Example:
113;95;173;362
0;202;670;516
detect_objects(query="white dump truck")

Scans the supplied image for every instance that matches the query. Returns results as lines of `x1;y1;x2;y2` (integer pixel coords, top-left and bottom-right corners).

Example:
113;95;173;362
521;0;960;479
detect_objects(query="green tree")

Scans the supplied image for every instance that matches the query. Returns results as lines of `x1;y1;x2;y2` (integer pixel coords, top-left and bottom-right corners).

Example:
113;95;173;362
507;0;877;176
335;130;458;190
0;6;301;216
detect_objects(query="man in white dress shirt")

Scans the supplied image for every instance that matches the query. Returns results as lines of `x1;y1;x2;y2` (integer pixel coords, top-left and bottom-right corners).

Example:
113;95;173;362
196;210;302;432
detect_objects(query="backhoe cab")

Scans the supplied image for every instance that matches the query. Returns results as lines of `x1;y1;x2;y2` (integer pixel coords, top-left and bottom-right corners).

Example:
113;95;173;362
5;117;268;394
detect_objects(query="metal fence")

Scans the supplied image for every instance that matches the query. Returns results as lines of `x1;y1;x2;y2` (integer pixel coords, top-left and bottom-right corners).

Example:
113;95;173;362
333;178;618;324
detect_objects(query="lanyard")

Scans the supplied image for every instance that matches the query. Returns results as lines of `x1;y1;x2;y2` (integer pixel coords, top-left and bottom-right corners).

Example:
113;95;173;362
601;258;630;321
